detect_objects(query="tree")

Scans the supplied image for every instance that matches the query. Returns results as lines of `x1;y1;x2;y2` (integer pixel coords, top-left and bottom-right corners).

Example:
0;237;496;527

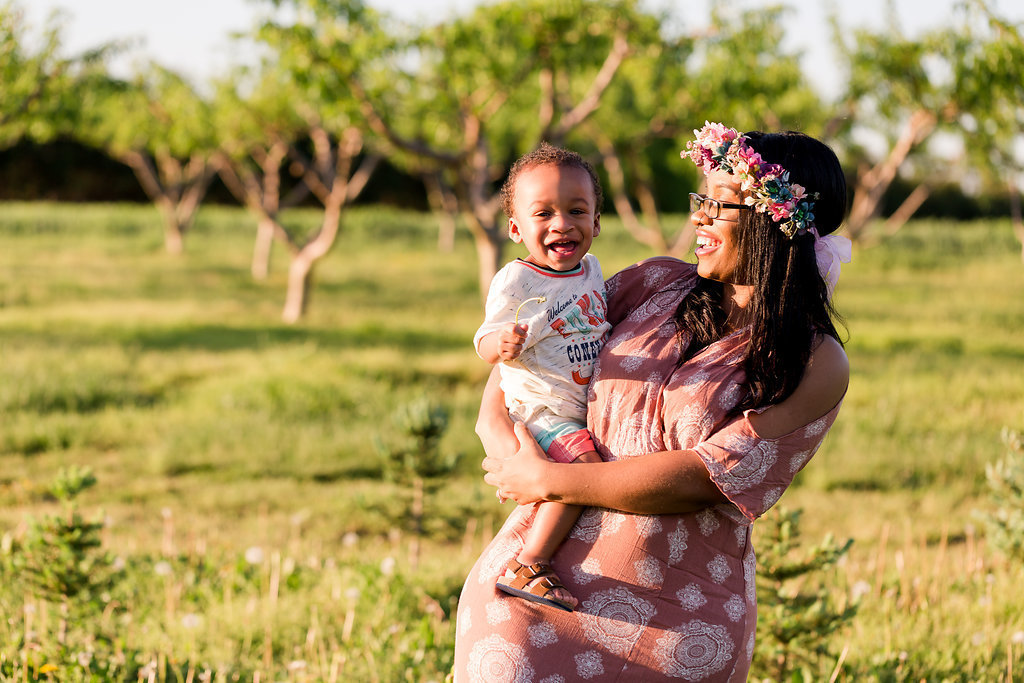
0;2;110;150
584;4;823;257
946;1;1024;259
353;0;637;296
256;0;383;322
80;66;219;254
212;68;310;279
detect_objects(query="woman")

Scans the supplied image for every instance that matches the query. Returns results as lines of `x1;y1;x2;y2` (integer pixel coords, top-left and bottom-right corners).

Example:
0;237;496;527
454;123;852;682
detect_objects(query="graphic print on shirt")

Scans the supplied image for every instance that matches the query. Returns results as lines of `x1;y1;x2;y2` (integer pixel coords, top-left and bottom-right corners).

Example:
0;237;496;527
545;288;609;385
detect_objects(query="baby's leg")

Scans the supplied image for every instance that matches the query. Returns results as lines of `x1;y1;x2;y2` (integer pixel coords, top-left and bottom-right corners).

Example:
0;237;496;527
511;449;601;608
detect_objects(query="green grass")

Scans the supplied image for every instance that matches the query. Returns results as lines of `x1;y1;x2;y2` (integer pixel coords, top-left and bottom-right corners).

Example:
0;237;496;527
0;201;1022;680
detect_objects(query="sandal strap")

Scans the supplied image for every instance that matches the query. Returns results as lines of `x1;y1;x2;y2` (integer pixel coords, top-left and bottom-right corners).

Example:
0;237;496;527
502;560;566;595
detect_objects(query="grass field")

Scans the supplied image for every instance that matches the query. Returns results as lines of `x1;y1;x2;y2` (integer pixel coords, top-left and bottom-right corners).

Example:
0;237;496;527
1;201;1023;681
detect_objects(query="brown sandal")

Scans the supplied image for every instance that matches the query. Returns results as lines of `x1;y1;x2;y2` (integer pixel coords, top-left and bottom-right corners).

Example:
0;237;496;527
495;559;575;612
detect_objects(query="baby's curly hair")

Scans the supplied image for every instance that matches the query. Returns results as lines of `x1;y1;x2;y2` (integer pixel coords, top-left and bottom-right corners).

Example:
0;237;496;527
499;142;603;218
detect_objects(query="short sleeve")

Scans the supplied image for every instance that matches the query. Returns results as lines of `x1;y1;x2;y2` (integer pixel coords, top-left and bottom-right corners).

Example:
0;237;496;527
605;257;697;326
692;401;842;523
473;264;524;357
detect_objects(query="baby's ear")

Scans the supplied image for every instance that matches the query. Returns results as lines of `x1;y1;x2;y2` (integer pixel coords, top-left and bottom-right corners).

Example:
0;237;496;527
593;213;601;237
508;217;523;243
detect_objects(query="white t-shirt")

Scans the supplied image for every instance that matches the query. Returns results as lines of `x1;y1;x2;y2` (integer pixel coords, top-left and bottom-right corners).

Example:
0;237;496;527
474;255;610;440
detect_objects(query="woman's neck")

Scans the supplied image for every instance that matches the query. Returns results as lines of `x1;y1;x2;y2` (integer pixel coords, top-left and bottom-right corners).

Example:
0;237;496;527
721;283;753;332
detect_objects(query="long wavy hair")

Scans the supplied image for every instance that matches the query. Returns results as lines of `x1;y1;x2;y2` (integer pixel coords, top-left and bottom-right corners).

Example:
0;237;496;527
675;131;848;412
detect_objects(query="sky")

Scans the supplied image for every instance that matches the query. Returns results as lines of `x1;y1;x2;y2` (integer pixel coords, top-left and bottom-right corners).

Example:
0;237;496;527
22;0;1024;102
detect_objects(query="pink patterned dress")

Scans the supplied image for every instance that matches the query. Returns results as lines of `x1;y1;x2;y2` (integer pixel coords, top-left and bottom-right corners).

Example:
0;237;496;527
454;258;843;682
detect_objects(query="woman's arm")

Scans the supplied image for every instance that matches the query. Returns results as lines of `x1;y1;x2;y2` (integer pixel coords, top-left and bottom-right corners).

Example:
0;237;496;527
474;366;518;461
482;335;849;515
484;427;727;515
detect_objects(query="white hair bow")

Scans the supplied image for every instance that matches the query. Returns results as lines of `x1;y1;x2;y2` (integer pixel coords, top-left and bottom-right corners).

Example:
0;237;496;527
811;228;852;298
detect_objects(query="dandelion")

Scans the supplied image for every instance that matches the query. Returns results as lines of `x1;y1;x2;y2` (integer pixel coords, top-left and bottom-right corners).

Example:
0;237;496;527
76;650;93;668
343;531;359;547
850;580;871;601
112;556;127;572
245;546;265;565
380;556;396;576
972;632;985;646
182;613;202;629
287;661;307;672
154;561;172;577
345;587;360;602
1012;631;1024;645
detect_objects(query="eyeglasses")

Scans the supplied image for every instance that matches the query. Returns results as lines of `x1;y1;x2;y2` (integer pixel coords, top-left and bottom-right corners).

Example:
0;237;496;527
689;192;750;220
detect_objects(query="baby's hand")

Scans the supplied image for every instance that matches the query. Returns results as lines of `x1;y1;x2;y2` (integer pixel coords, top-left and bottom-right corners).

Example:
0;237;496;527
497;323;528;361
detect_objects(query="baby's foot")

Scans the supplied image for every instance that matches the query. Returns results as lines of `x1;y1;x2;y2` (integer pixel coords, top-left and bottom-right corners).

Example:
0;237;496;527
495;559;577;611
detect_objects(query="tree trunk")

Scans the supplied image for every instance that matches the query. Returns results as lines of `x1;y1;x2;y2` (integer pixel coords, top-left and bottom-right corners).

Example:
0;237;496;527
1009;177;1024;263
423;172;459;253
252;216;277;280
472;229;504;301
874;183;931;243
846;109;937;242
157;200;186;255
282;251;314;324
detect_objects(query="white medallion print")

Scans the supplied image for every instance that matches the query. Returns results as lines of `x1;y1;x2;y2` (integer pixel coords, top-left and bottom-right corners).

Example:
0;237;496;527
717;382;743;411
485;599;512;625
572;557;602;585
734;525;747;548
724;594;746;622
743;549;757;604
527;622;559;648
458;607;472;635
676;583;707;611
642;264;671;288
570;508;624;543
672;405;715;449
804;415;828;437
478;538;520;585
653;619;736;681
761;487;784;513
789;448;813;473
683;369;711;387
634;514;663;539
620;354;645;374
539;676;566;683
696;508;720;536
466;634;536;683
634;555;664;589
668;520;689;565
575;650;605;679
707;554;731;584
720;435;778;489
579;586;656;656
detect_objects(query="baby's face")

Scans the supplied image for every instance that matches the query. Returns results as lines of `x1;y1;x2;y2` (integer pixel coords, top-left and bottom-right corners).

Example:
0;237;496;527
508;163;600;272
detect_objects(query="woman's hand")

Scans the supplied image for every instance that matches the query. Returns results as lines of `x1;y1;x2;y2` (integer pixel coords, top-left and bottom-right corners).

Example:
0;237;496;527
483;422;552;505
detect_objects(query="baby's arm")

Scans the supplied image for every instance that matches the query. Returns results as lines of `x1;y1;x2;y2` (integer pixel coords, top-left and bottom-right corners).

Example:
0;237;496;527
476;323;529;364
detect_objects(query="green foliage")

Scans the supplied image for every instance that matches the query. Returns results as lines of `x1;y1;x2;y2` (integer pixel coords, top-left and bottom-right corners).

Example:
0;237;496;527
7;467;115;609
976;428;1024;561
0;2;114;148
753;507;857;682
376;395;460;486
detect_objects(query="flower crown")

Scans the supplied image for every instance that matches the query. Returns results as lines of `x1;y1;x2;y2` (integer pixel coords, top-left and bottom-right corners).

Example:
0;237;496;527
683;121;817;238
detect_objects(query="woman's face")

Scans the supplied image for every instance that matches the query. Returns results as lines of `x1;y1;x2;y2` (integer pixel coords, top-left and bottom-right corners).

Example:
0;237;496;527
691;170;748;285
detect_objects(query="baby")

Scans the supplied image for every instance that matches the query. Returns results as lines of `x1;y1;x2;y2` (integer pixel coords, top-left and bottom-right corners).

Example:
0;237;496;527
474;143;609;611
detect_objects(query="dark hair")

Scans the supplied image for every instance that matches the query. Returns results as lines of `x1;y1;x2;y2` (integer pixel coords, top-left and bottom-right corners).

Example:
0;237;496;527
499;142;604;218
676;131;847;411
